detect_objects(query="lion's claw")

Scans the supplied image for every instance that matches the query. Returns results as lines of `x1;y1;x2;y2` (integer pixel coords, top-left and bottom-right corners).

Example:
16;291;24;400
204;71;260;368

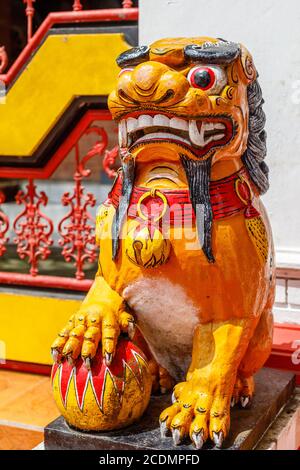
127;320;136;340
159;419;168;438
66;354;75;367
105;352;113;366
191;430;204;450
231;375;254;409
159;381;230;448
172;428;181;446
84;357;92;370
212;430;224;448
240;396;251;408
51;348;60;363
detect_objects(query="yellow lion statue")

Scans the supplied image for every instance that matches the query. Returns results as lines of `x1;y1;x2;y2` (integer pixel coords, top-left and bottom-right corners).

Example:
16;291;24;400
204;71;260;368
52;37;274;449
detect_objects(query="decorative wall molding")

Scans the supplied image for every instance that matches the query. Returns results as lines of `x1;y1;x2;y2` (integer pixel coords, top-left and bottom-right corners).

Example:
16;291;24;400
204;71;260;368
276;248;300;269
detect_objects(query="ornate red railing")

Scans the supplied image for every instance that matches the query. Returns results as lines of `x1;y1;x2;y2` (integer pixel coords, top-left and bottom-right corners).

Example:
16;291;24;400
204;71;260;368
0;109;120;289
0;1;132;291
73;1;83;13
21;1;134;45
0;116;120;291
58;127;108;281
14;179;54;277
0;47;8;74
0;191;9;256
23;0;36;42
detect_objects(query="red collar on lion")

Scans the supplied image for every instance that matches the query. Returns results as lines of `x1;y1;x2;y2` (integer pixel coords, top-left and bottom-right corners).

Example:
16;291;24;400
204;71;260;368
105;167;260;226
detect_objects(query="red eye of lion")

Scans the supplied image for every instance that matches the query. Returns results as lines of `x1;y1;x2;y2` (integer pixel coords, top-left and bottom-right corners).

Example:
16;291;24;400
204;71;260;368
187;65;227;94
187;66;216;90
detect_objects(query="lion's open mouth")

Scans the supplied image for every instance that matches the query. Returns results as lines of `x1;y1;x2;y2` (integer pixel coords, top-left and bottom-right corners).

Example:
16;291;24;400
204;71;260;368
118;112;234;158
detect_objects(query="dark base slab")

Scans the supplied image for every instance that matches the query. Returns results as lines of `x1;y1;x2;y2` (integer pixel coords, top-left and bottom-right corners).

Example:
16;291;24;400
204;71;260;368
44;368;295;450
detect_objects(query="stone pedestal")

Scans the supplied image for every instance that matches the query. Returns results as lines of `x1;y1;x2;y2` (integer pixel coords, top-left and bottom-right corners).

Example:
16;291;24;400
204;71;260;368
44;368;295;450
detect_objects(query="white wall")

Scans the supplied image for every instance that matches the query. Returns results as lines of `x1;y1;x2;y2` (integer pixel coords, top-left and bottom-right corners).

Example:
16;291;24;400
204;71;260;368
139;0;300;266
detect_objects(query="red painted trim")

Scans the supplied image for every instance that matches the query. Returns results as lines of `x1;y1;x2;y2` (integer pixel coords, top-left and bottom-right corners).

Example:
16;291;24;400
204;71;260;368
266;356;300;385
0;359;51;376
0;9;138;86
266;322;300;385
0;272;92;292
0;109;112;179
276;267;300;280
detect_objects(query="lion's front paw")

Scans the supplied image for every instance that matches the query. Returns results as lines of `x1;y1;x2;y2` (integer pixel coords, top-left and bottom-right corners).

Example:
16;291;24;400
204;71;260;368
51;307;135;368
159;380;230;449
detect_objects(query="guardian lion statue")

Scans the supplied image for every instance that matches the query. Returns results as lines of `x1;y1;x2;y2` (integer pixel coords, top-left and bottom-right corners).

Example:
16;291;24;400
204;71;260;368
51;37;275;449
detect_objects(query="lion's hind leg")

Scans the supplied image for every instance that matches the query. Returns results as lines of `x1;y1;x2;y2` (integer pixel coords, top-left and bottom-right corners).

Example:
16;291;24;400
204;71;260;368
233;304;273;408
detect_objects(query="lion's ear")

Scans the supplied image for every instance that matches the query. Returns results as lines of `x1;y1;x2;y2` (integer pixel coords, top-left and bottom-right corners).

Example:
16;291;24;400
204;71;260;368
236;44;257;84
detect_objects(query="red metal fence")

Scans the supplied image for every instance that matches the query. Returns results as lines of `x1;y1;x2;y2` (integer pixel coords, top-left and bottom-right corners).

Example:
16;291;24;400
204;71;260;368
0;109;122;291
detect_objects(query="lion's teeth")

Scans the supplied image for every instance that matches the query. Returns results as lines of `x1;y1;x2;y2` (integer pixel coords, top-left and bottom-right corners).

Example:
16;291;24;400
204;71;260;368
138;114;152;128
123;114;226;148
212;133;225;141
135;132;190;146
202;122;225;132
127;117;137;133
214;123;226;130
203;122;214;131
125;114;189;134
189;119;204;147
170;117;188;131
118;120;127;148
153;114;169;127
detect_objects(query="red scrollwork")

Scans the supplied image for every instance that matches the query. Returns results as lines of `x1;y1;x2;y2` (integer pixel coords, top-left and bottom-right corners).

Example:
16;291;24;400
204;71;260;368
23;0;36;42
0;191;9;256
103;145;119;179
0;46;8;74
58;127;109;280
13;179;54;276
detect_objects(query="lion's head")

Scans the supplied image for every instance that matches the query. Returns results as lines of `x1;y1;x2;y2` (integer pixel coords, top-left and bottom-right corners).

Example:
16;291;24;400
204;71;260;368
108;37;268;261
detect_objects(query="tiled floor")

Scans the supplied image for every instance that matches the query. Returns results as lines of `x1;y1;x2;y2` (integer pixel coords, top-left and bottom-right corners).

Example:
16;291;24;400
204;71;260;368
0;370;59;450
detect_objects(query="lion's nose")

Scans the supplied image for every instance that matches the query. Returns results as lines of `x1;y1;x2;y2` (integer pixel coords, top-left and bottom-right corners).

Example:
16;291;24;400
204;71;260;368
117;61;187;105
132;62;167;97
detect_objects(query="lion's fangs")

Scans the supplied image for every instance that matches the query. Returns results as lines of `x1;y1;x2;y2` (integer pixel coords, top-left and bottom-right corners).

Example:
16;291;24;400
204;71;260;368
118;113;228;149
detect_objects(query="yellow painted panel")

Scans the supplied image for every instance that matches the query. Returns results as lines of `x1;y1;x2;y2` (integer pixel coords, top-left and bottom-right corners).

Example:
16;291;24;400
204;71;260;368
0;32;129;157
0;292;82;365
